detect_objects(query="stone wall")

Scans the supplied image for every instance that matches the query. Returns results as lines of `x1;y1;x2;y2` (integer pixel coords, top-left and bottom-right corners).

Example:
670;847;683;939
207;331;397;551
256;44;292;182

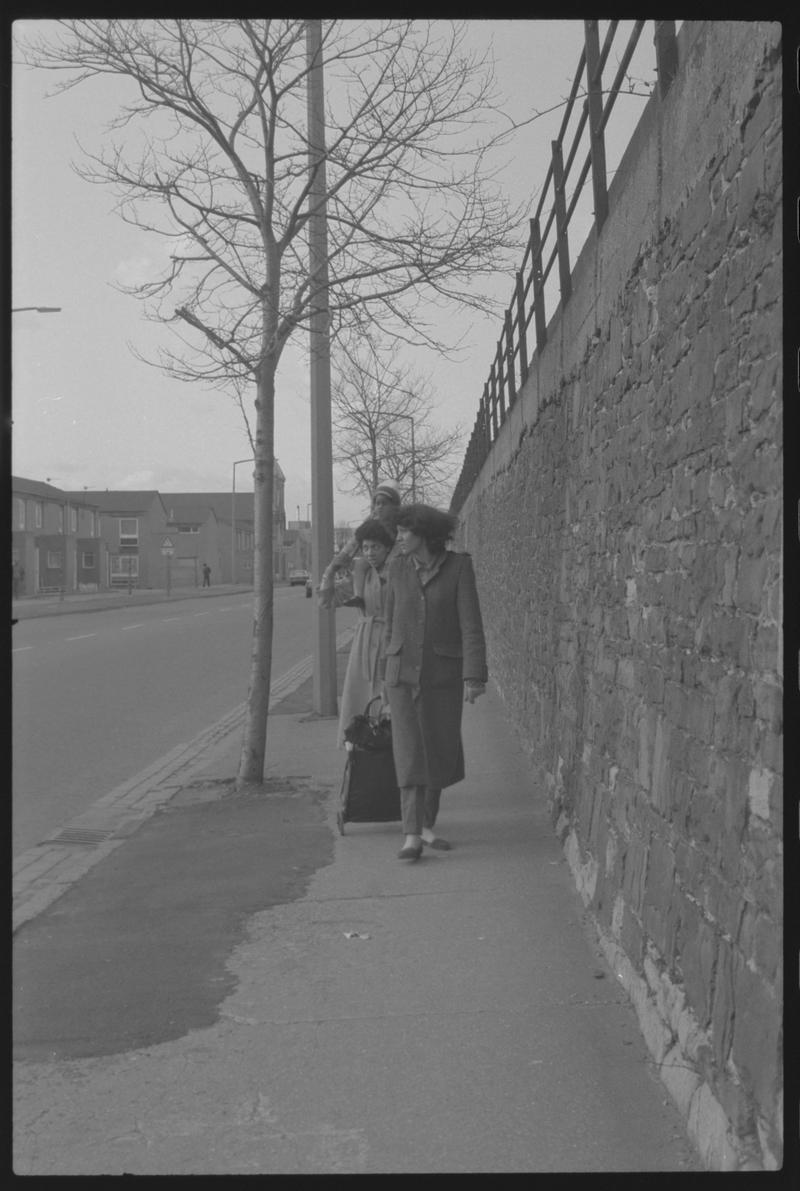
457;21;782;1171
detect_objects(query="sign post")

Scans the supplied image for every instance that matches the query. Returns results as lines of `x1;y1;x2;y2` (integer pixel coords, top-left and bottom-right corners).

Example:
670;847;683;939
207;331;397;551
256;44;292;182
161;537;175;596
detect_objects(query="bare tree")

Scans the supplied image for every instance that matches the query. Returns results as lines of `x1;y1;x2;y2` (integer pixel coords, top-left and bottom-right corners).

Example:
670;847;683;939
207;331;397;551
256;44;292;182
17;19;522;785
333;334;461;506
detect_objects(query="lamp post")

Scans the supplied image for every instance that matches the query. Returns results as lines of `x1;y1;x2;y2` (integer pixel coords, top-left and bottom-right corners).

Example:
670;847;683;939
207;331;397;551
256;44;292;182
388;412;416;501
12;306;62;313
307;18;337;716
232;457;255;585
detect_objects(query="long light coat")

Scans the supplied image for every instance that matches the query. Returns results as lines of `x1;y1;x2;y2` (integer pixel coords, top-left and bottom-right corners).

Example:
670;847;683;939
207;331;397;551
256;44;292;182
320;555;390;747
382;550;487;789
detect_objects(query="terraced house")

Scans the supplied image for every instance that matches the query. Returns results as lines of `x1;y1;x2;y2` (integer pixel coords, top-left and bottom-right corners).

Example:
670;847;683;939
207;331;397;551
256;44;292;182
12;477;106;595
74;490;170;590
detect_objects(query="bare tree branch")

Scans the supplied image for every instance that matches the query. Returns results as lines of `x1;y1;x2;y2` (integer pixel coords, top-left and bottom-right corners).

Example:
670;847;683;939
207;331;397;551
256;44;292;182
15;17;522;784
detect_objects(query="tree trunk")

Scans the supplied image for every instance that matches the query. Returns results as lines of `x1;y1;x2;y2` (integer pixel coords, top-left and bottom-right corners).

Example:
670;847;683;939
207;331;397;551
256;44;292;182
236;362;276;787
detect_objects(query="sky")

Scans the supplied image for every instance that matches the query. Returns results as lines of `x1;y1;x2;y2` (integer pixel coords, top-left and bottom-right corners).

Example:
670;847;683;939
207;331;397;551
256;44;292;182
11;19;659;528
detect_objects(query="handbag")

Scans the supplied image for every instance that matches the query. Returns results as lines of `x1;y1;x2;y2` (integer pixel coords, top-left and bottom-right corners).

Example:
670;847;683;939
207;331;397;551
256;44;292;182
337;697;400;832
342;695;392;752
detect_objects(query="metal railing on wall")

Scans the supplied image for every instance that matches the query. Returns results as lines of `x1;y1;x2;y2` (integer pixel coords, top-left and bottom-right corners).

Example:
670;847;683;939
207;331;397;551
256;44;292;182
450;20;679;515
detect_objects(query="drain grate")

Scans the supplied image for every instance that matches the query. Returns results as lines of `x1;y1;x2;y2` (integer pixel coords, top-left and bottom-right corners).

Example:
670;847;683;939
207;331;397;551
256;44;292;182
44;827;113;846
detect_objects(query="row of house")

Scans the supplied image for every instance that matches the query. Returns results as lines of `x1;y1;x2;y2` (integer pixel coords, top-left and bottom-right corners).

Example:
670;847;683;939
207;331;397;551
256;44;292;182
11;465;291;597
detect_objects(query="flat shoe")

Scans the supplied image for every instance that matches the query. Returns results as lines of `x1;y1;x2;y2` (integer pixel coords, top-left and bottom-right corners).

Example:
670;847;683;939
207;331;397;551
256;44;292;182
422;837;451;851
397;844;422;861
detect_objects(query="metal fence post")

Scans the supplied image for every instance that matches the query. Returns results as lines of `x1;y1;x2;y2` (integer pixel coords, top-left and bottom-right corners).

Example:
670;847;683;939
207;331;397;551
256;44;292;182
584;19;609;230
481;386;491;449
495;341;507;424
515;271;529;386
654;21;678;98
505;308;517;406
530;217;547;354
551;140;572;305
489;360;499;440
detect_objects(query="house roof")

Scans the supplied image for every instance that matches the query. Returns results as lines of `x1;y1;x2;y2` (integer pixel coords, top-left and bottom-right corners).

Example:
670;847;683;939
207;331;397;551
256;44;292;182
12;476;102;508
69;490;168;516
167;504;218;525
161;492;255;526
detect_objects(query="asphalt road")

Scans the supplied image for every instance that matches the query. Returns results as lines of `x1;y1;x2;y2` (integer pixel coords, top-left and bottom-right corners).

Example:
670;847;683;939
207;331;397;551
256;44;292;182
12;587;353;856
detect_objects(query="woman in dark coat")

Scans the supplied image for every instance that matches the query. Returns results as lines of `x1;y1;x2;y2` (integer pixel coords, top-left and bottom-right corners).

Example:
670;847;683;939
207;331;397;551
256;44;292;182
381;504;487;860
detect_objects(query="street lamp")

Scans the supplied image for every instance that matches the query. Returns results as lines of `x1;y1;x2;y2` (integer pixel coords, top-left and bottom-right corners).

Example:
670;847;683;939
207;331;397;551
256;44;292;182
12;306;62;313
232;457;255;585
388;412;416;501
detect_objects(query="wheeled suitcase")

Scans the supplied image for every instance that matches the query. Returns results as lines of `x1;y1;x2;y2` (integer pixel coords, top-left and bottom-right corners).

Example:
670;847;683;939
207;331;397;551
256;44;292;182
336;698;401;834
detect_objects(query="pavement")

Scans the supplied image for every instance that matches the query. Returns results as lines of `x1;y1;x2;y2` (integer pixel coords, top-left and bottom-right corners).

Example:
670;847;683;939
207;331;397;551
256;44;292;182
12;638;703;1174
12;583;256;620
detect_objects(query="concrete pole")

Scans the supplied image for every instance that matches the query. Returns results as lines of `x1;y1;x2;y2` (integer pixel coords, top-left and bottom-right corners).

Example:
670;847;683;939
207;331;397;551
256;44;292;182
306;19;338;716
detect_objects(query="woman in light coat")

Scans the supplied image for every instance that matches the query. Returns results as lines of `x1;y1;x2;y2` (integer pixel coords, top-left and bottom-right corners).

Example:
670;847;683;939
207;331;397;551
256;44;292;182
319;518;397;747
381;504;487;860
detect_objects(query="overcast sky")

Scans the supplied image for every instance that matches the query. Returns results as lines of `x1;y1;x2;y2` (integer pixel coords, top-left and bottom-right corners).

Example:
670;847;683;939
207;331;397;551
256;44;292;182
12;19;658;527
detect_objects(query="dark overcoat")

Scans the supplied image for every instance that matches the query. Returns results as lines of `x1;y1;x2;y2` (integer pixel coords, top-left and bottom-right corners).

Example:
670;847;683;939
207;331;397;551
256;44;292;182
382;550;487;789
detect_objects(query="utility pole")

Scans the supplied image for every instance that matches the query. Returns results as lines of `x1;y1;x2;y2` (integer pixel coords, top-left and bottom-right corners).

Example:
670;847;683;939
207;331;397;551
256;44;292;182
306;18;338;716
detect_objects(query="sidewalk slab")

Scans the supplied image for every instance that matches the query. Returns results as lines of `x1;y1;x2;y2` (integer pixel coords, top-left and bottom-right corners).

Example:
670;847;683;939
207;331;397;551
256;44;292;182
13;682;701;1174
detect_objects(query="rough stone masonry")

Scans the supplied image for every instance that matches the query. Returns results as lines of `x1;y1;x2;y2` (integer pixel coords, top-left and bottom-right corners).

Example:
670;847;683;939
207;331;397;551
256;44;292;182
457;21;782;1172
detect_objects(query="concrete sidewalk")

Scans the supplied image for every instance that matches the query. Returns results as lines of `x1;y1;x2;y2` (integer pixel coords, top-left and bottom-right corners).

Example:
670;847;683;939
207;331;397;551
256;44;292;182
12;583;255;620
13;677;702;1174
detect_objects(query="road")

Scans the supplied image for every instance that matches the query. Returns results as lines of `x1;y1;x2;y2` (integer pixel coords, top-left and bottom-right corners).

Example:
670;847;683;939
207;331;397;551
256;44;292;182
12;588;355;856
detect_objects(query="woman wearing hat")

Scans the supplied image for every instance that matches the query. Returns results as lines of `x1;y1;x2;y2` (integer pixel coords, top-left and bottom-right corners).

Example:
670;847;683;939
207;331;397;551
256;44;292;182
381;503;487;860
325;480;402;574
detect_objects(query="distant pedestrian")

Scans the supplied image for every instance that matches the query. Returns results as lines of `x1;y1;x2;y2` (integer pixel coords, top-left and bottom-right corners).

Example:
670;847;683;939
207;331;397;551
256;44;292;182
381;504;487;861
202;562;211;587
12;562;19;600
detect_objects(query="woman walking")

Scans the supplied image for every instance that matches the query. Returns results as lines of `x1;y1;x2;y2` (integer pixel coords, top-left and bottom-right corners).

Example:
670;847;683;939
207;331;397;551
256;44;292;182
381;504;487;860
319;518;396;747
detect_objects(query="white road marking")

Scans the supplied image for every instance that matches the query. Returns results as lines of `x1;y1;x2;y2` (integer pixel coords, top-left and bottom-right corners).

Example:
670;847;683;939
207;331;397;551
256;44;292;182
12;646;33;653
161;617;181;622
122;624;144;631
66;634;97;641
194;611;211;617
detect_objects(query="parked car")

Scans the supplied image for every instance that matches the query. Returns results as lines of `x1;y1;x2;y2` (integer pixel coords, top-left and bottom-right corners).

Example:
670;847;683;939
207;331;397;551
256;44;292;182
289;569;310;587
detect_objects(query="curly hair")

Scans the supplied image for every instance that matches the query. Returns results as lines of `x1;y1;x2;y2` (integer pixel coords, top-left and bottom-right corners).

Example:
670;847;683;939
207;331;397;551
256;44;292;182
395;504;458;554
354;518;395;550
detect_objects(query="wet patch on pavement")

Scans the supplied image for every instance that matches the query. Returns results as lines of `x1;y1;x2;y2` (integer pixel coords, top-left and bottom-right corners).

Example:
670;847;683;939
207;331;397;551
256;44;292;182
13;782;334;1063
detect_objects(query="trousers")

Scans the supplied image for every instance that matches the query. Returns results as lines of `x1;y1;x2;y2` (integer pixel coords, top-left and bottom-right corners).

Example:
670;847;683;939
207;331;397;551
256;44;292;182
400;785;442;835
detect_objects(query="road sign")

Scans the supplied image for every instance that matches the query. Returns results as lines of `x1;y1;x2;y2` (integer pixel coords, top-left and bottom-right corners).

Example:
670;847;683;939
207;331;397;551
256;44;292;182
161;547;175;557
162;536;174;548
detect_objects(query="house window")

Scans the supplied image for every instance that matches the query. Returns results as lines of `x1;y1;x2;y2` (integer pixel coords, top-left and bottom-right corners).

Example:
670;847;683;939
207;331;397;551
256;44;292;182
82;552;96;569
69;506;77;533
110;555;139;581
119;517;139;546
47;551;63;569
34;502;43;528
56;506;64;532
176;524;200;534
13;498;25;529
